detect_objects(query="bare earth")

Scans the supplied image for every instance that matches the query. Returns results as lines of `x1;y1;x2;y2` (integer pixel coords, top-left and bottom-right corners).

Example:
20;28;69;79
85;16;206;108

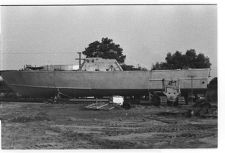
0;102;217;149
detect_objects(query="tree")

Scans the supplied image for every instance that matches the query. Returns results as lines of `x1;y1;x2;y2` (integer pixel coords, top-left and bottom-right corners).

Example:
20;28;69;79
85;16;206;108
208;77;217;89
82;37;147;71
82;37;126;63
206;77;217;102
152;49;211;70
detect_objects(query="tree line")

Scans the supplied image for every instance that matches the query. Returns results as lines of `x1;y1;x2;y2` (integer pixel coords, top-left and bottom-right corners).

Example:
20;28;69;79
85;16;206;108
82;37;211;71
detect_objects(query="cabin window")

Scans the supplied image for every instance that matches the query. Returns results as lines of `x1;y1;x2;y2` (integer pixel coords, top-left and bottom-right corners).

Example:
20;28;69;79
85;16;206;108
95;69;99;71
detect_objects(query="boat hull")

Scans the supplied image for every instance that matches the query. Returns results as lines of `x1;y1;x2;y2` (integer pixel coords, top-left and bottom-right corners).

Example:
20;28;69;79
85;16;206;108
0;69;210;98
1;71;150;97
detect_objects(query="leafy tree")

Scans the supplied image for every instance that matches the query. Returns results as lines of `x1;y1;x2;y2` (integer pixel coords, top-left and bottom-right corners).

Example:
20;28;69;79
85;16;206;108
82;37;126;63
82;37;147;71
152;49;211;70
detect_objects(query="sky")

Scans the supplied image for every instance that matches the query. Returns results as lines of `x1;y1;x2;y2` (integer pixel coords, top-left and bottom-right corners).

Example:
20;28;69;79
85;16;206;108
0;5;217;78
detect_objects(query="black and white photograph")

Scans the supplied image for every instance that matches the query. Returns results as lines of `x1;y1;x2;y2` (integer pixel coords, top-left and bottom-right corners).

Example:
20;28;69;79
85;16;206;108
0;1;218;150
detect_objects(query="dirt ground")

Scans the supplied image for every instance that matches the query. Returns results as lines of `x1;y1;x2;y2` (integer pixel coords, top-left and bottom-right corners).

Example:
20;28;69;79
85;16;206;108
0;102;217;149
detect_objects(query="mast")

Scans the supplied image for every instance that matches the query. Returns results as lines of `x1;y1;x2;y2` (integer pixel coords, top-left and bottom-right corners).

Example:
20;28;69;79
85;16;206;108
78;52;81;70
75;52;85;71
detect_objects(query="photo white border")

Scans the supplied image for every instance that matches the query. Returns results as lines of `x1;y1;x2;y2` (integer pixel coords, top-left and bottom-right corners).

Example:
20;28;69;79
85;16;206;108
0;0;223;153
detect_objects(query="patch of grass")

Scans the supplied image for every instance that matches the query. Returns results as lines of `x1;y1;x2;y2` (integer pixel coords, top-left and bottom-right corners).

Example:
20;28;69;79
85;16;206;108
94;139;136;149
61;129;137;149
47;126;62;133
10;112;50;123
62;130;93;141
